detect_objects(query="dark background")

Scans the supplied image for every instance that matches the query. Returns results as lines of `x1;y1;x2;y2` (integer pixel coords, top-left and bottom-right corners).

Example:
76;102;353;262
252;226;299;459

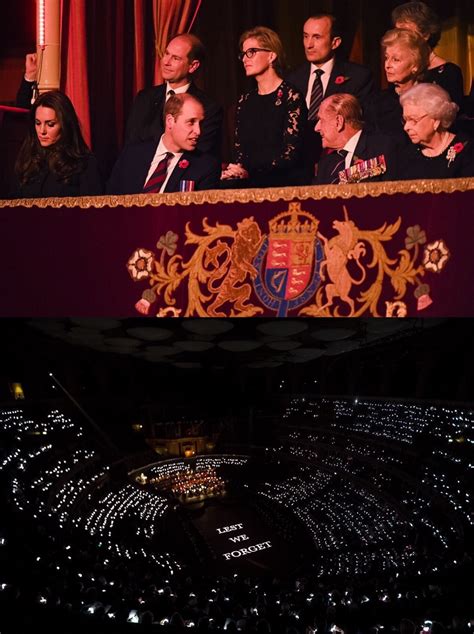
0;319;473;441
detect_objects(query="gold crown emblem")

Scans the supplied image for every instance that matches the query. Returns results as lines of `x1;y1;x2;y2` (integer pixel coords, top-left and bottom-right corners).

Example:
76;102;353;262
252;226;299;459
269;203;319;240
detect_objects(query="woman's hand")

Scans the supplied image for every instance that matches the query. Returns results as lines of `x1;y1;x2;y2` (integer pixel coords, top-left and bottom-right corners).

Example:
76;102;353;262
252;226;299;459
25;53;38;82
221;163;249;180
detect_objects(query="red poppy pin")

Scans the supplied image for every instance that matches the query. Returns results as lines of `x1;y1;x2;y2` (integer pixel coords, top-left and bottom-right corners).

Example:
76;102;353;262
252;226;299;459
179;159;189;169
446;142;464;167
335;75;349;85
275;88;284;106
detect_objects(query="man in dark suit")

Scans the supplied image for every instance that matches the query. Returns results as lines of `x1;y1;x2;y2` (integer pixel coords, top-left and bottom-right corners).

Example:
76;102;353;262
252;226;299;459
314;94;398;185
286;14;375;179
107;93;220;194
125;33;222;159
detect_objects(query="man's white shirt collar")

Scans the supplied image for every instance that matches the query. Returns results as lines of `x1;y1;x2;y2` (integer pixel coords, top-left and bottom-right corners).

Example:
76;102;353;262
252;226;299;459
144;136;184;192
165;82;191;98
311;57;335;77
341;129;363;169
306;57;336;107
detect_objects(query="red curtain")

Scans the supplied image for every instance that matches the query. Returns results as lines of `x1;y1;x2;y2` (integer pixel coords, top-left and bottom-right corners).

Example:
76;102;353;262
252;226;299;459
152;0;202;84
133;0;146;95
59;0;202;172
61;0;91;148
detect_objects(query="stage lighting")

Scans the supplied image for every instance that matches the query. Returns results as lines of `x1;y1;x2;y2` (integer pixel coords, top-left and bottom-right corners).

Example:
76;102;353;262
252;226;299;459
38;0;46;48
9;383;25;400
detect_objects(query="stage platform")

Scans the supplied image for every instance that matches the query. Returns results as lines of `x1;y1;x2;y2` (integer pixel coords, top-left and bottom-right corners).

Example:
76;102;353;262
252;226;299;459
187;497;302;577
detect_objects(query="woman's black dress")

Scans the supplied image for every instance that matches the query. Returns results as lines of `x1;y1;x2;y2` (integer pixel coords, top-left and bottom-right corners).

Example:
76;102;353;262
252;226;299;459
397;134;474;179
423;62;464;110
234;80;306;187
11;155;103;199
365;87;409;148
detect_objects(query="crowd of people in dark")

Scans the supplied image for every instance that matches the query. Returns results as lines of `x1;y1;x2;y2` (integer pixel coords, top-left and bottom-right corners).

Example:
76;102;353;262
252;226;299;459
7;2;474;198
1;508;472;634
1;390;473;633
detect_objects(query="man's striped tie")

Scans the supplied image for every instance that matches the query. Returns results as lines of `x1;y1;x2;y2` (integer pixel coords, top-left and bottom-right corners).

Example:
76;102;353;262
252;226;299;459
330;149;348;184
308;69;324;121
143;152;173;194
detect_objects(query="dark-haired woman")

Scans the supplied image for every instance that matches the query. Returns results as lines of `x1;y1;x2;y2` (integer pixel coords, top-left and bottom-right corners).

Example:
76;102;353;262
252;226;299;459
12;90;102;198
392;1;464;109
221;26;306;188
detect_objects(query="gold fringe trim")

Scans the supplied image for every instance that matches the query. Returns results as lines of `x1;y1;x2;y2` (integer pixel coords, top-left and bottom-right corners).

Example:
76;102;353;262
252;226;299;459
1;177;473;209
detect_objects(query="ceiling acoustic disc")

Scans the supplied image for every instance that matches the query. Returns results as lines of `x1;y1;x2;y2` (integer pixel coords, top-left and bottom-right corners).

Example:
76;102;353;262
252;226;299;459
311;328;356;342
126;327;174;341
172;362;202;369
247;360;284;369
105;337;141;348
70;318;122;331
266;340;302;351
28;320;67;334
66;333;105;346
141;345;179;357
324;340;360;356
173;340;215;352
182;320;234;336
70;326;104;337
288;347;326;362
218;340;263;352
257;321;308;337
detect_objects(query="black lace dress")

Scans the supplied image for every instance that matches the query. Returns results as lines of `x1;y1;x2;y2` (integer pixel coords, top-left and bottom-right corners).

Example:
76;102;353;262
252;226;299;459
233;80;306;187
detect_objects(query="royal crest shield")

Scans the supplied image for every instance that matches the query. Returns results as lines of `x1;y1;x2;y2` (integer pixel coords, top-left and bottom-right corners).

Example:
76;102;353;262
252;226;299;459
254;203;323;317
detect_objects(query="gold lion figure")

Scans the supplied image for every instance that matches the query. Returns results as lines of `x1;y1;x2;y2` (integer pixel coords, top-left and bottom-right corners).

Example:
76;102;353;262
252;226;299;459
207;218;263;317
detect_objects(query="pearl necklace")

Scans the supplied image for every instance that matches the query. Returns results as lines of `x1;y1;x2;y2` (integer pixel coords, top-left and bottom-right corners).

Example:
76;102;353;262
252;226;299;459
421;131;453;157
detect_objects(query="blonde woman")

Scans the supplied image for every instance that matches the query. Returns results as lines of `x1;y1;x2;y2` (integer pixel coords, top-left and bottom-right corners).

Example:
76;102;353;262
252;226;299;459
221;26;306;187
366;28;430;144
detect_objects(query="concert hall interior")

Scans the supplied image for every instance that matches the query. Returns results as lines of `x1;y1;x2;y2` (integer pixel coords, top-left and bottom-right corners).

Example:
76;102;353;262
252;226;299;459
0;318;472;633
1;1;474;633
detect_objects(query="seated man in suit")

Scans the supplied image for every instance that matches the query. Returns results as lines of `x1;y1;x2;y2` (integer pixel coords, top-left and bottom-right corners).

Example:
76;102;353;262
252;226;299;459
107;93;220;194
287;14;375;179
125;33;222;159
314;94;398;185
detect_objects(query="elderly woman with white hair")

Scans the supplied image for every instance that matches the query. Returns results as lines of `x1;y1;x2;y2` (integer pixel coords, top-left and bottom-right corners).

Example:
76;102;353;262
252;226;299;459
398;83;474;179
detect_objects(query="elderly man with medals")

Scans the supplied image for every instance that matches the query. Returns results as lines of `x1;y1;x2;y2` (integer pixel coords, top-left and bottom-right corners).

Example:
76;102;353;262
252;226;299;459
314;93;398;185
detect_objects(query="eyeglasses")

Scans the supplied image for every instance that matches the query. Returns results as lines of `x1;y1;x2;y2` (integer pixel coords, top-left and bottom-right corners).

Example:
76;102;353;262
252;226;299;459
401;113;429;126
238;48;272;61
